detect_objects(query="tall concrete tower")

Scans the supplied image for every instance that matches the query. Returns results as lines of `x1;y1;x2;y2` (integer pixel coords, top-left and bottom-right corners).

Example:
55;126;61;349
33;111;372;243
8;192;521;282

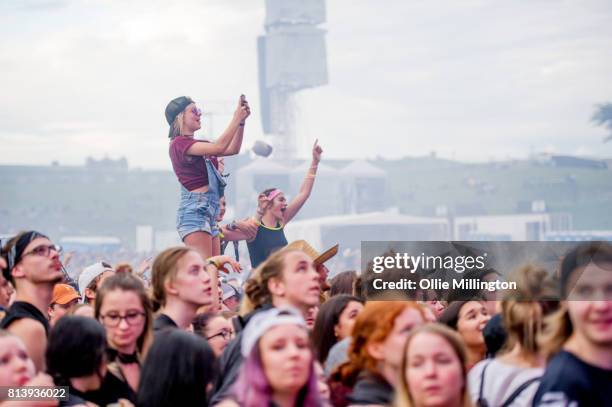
257;0;328;159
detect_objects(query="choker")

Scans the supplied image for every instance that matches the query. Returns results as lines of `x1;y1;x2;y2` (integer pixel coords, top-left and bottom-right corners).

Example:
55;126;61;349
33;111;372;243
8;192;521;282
107;348;139;364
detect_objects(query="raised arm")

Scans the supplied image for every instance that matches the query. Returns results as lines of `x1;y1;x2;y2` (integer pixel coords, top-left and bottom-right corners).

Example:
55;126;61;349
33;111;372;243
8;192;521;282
224;95;250;155
282;140;323;224
186;96;249;157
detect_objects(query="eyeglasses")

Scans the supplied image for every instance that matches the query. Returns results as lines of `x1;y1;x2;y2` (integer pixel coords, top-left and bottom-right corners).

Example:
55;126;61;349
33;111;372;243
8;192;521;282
100;311;146;327
22;244;62;258
207;329;233;341
191;106;202;116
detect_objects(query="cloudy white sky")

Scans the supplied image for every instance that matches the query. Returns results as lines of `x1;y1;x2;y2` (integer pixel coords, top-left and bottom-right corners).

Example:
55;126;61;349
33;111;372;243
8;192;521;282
1;0;611;169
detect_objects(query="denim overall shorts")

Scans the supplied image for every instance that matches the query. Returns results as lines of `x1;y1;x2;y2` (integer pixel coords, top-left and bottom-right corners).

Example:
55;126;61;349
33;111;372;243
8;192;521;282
176;158;227;240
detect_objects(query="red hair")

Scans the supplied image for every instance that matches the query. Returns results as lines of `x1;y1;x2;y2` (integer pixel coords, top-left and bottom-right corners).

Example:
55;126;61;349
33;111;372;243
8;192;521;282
337;301;424;385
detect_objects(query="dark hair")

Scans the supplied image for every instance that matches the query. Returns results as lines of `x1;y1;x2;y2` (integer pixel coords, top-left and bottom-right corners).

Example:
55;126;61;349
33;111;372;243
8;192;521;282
260;188;277;197
438;299;484;330
192;312;215;336
559;241;612;296
0;230;49;284
312;295;363;364
46;316;107;385
137;330;217;407
329;271;357;297
361;250;419;300
353;274;363;298
538;242;612;359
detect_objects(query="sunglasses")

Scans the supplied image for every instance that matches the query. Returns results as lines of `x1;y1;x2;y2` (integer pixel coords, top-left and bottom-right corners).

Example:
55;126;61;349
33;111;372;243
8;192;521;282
190;107;202;116
22;244;62;258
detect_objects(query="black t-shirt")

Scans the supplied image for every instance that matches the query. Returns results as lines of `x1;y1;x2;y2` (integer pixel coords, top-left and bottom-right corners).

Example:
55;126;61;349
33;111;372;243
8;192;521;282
246;222;288;268
0;301;50;335
533;350;612;406
153;313;178;332
60;387;89;407
85;370;136;406
347;372;393;406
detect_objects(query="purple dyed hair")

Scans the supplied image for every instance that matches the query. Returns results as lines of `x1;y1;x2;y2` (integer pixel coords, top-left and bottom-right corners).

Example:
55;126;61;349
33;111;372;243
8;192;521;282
231;337;321;407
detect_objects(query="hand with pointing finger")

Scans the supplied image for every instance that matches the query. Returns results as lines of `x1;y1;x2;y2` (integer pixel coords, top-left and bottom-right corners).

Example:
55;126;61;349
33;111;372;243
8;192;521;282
312;139;323;163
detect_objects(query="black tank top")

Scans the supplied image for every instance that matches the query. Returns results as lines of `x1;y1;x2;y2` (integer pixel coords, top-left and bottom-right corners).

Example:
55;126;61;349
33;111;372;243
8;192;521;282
247;222;288;268
0;301;50;335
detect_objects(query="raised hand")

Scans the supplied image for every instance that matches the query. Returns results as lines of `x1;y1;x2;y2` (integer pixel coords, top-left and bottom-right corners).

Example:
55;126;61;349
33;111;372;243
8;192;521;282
137;256;153;276
312;139;323;163
234;94;250;123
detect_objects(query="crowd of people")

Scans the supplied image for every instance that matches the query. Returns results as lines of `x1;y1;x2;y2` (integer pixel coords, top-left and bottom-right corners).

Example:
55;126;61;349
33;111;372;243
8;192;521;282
0;96;610;406
0;231;611;407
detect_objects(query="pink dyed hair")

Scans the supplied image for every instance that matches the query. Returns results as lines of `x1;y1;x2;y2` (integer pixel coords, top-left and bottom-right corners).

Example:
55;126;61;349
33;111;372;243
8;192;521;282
231;338;321;407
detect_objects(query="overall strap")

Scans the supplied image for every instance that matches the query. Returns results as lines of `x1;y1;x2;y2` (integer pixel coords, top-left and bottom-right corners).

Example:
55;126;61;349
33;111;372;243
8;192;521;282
500;377;541;407
477;360;492;407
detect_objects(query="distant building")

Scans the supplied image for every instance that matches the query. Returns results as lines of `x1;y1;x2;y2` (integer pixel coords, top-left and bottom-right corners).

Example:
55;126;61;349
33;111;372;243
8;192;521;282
543;230;612;241
285;211;449;252
258;0;328;158
550;155;607;169
516;200;547;213
453;212;572;241
285;211;449;273
340;160;386;214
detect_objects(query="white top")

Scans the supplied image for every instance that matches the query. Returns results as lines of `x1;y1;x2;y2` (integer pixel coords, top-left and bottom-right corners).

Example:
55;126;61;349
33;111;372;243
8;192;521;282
468;358;543;407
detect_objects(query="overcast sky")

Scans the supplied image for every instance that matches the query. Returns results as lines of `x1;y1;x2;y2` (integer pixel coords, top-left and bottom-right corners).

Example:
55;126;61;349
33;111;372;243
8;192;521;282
1;0;611;169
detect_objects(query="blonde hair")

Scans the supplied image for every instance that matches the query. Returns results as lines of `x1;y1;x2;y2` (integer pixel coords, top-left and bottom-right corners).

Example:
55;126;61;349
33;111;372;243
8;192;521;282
394;324;472;407
538;306;572;361
243;247;301;310
170;111;186;139
151;246;193;310
239;267;259;317
501;265;558;357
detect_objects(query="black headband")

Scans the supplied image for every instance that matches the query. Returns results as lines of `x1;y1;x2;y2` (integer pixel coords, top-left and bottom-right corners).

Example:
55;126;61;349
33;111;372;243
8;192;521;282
2;231;48;280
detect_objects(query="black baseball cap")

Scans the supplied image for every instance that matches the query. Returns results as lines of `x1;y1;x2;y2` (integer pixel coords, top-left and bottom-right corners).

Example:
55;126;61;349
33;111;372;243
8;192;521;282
165;96;194;138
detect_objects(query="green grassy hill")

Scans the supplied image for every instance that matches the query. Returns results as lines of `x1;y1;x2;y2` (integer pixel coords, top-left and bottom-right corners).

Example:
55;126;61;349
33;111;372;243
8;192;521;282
2;157;611;248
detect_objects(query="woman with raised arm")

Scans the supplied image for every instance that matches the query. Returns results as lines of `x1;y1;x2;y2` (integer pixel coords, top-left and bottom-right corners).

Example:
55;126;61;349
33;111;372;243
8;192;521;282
166;95;250;261
224;140;323;269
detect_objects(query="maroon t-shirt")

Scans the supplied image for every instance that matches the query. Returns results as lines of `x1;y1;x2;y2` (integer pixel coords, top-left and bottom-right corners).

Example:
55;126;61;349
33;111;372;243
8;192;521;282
169;136;219;191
